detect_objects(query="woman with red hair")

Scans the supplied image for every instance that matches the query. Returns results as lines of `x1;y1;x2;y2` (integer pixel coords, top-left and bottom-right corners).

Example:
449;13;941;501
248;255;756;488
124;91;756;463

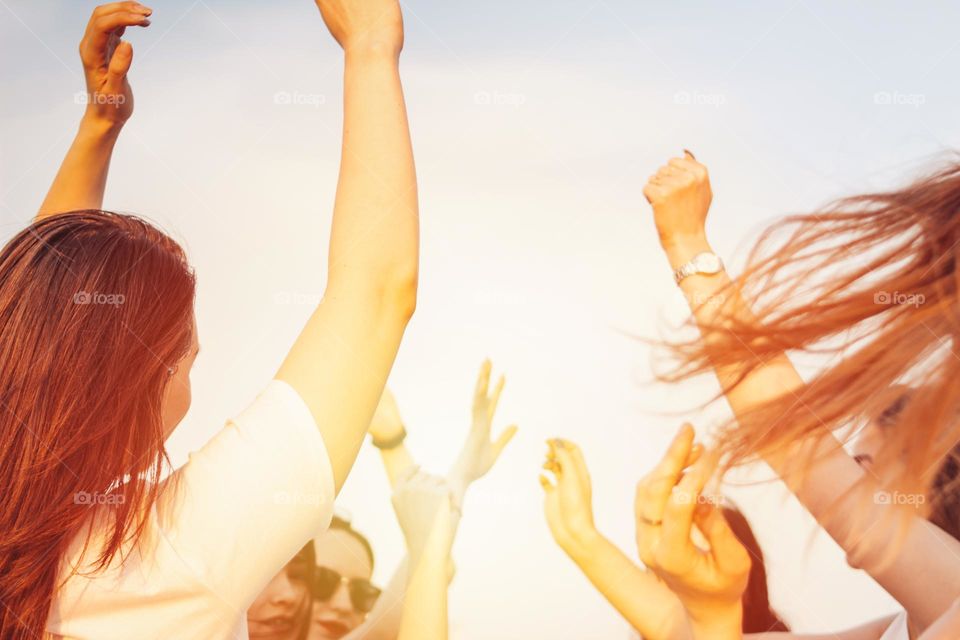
0;1;420;638
642;151;960;637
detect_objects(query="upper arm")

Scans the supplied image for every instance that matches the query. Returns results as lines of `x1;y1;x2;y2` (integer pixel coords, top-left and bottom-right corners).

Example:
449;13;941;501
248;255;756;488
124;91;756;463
276;286;414;493
156;381;335;608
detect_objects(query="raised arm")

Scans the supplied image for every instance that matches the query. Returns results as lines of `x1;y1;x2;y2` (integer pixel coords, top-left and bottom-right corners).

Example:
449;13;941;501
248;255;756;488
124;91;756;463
276;0;418;493
540;437;693;640
36;2;152;220
369;388;418;487
392;470;456;640
644;153;960;628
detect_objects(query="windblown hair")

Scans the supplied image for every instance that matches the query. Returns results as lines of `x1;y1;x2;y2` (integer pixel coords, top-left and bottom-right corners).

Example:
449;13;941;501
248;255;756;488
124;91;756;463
0;212;196;639
664;160;960;512
870;389;960;540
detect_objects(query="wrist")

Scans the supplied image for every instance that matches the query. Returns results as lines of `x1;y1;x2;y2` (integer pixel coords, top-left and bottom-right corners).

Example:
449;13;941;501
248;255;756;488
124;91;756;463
344;42;402;65
562;525;605;562
687;602;742;639
446;471;468;507
79;112;124;142
661;234;713;271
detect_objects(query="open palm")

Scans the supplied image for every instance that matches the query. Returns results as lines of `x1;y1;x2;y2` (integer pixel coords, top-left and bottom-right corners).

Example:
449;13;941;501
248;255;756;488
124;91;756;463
448;360;518;492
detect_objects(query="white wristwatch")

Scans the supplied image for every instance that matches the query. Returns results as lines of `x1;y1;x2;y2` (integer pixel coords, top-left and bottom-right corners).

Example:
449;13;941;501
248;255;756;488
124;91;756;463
673;252;724;284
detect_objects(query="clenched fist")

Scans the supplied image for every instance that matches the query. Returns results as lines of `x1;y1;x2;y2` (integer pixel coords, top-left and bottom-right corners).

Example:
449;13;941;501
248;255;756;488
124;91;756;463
643;151;713;250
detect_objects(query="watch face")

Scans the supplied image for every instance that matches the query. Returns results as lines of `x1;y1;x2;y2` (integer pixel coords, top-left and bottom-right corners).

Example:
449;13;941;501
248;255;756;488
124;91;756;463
694;253;722;273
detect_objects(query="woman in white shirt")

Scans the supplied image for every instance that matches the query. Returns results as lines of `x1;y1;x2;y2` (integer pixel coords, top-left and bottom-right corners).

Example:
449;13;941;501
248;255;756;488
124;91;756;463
0;1;419;638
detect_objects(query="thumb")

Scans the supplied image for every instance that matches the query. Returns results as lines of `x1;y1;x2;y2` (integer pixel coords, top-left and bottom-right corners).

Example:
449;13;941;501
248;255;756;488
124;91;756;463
104;40;133;93
493;425;519;456
695;504;749;572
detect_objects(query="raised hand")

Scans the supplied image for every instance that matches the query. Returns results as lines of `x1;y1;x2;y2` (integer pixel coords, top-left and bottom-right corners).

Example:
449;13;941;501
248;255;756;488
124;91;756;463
391;468;458;564
448;360;518;498
79;2;153;128
643;151;713;250
313;0;404;56
540;438;598;555
634;425;749;639
37;2;152;219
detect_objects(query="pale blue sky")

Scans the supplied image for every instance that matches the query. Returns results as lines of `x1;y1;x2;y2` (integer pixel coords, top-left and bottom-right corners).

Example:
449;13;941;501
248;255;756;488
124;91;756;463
2;2;960;638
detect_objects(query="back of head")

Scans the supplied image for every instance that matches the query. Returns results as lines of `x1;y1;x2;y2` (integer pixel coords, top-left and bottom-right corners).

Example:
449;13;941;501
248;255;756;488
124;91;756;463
0;211;196;639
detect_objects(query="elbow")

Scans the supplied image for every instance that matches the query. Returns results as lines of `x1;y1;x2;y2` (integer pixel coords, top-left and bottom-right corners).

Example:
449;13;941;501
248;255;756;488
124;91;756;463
383;267;418;324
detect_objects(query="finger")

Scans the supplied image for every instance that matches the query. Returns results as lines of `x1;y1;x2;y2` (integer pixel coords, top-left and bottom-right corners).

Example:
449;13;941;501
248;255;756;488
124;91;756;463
91;11;152;39
562;440;591;489
643;183;665;204
83;12;151;68
539;473;555;492
103;40;133;94
553;441;585;489
637;424;695;521
542;459;561;475
685;442;704;468
661;452;716;550
492;424;518;457
487;374;505;421
474;359;491;404
683;149;697;161
544;438;557;462
667;157;698;171
695;503;751;574
92;2;153;19
553;444;594;529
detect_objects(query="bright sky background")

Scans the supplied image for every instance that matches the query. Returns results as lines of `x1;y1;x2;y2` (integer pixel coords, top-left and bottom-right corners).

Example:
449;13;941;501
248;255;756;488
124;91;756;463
3;1;960;638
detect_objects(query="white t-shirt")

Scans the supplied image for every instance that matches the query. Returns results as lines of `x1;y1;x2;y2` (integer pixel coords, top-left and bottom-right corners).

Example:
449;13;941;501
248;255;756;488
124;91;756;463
46;381;336;640
879;611;909;640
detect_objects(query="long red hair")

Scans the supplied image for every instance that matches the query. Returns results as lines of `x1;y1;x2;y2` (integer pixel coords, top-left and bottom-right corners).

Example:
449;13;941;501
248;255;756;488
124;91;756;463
663;160;960;515
0;212;196;639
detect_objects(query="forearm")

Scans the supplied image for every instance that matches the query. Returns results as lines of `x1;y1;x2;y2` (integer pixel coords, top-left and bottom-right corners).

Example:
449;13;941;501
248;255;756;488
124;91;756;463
398;552;448;640
686;605;742;640
747;614;897;640
446;462;470;509
664;235;960;626
562;530;691;640
344;558;408;640
663;235;818;473
325;49;419;305
37;115;122;220
379;444;417;488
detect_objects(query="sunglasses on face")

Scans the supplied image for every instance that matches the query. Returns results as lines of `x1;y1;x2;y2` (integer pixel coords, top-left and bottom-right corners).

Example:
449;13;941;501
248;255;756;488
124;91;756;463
310;566;382;614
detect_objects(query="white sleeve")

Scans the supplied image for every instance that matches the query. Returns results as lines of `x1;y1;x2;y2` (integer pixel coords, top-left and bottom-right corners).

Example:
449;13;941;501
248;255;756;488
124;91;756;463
157;380;336;609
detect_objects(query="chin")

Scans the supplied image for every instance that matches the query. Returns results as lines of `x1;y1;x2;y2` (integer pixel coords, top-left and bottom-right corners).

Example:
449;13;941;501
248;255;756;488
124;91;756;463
309;618;356;640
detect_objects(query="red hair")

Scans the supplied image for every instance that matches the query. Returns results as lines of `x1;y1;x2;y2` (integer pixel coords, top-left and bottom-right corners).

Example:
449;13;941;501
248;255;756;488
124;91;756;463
0;212;195;639
664;160;960;512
